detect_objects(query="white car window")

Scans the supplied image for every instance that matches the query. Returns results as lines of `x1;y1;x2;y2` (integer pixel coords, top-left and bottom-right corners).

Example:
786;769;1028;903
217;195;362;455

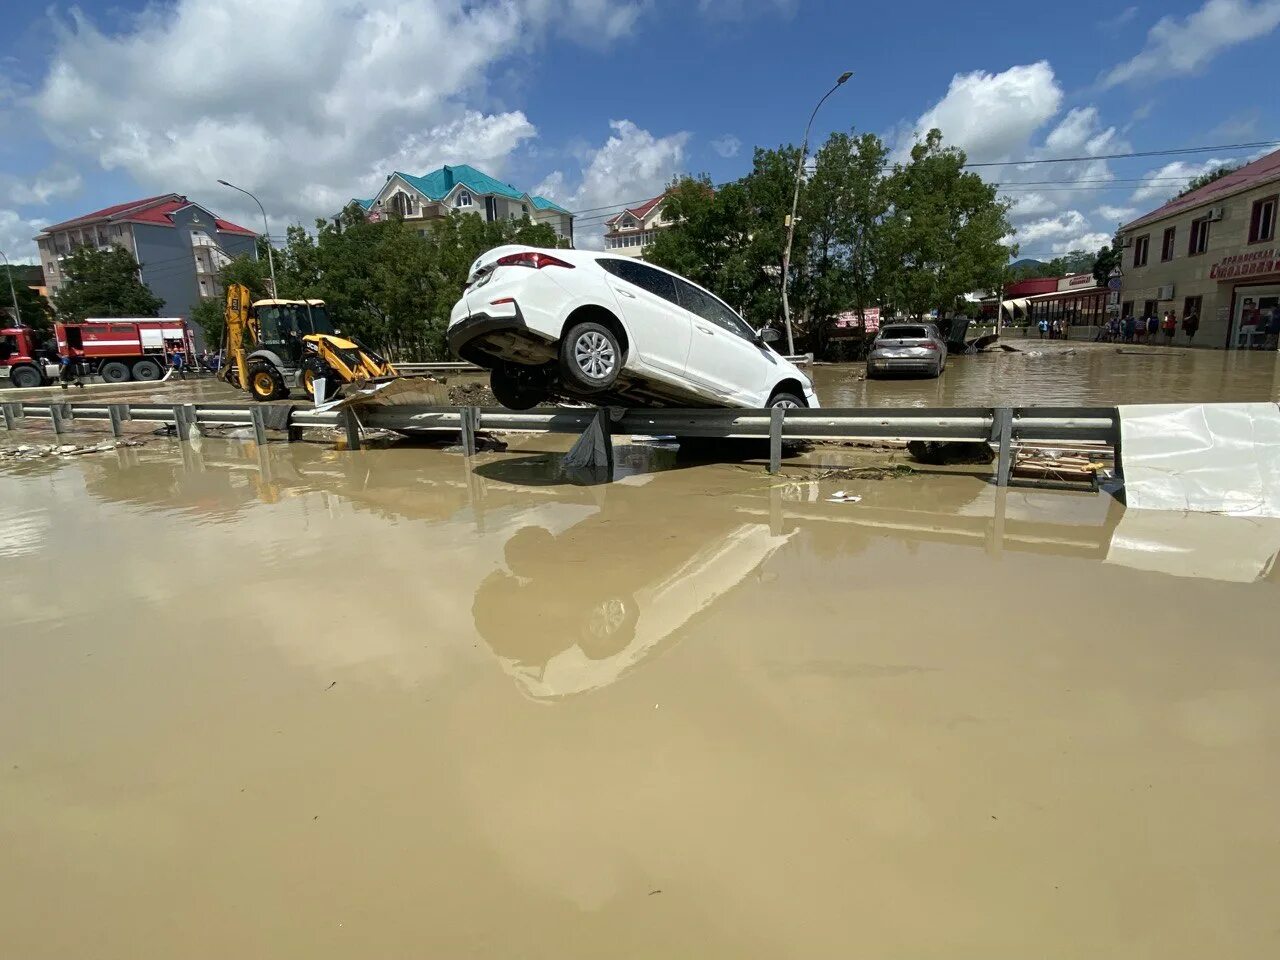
673;278;754;341
598;259;680;307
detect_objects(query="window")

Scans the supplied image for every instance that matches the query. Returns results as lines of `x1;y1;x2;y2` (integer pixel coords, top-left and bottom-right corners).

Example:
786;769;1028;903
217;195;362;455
1121;300;1134;318
1161;226;1176;261
673;278;754;340
1183;295;1202;320
456;190;472;208
1142;299;1158;318
598;258;679;305
521;203;528;217
1188;216;1210;256
1133;234;1149;267
1249;196;1276;243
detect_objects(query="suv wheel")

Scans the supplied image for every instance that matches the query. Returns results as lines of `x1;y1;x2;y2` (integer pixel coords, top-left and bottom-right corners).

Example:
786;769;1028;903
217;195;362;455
560;321;621;393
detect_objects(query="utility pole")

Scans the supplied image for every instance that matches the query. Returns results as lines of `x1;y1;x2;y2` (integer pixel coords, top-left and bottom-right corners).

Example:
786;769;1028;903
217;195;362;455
217;179;277;297
0;248;21;327
780;70;852;356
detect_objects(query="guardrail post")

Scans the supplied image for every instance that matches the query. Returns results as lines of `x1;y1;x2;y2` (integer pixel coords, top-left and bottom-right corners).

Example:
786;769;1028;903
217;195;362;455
2;402;20;430
342;407;362;451
50;403;69;436
107;403;128;438
994;407;1013;487
768;406;785;474
170;405;191;441
249;405;268;446
182;404;197;438
460;405;479;456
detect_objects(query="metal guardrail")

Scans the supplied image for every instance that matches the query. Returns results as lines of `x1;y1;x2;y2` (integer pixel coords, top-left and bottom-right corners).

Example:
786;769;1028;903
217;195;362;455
1;399;1119;485
392;361;483;374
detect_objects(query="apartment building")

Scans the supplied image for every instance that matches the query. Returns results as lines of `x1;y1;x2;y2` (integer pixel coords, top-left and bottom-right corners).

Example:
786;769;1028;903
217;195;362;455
1116;149;1280;348
357;164;574;242
34;194;259;342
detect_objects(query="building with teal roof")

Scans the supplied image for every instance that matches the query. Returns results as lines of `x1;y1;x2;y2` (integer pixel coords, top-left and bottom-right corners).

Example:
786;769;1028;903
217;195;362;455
362;164;574;243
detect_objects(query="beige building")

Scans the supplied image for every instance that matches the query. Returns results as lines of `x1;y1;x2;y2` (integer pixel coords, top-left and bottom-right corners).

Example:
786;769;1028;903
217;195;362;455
1117;149;1279;348
603;193;670;257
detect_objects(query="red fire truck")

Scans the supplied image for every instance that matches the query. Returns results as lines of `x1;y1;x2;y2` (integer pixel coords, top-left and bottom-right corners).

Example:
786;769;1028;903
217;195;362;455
1;319;194;388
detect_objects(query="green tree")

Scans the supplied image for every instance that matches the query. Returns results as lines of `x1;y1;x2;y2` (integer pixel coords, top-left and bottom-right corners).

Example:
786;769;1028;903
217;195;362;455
274;208;566;359
54;246;164;321
0;266;55;337
1176;164;1238;199
881;129;1015;319
1092;243;1121;286
799;131;890;352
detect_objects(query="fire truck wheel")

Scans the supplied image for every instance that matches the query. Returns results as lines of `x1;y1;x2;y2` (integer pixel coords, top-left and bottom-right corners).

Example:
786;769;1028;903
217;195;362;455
132;359;163;381
99;361;132;383
247;361;288;402
9;365;44;388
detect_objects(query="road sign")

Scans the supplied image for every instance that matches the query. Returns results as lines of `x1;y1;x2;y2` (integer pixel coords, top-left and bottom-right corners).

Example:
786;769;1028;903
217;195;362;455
1108;277;1122;290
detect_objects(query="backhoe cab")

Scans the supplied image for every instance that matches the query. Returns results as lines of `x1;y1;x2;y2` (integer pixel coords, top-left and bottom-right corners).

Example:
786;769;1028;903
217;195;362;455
219;283;397;402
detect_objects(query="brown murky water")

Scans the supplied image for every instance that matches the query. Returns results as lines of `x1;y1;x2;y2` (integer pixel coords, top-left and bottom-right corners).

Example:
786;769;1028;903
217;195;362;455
6;340;1280;413
814;340;1280;408
2;437;1279;958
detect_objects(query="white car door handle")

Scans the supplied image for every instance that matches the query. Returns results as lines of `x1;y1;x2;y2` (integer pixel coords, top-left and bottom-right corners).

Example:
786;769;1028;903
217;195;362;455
613;286;636;298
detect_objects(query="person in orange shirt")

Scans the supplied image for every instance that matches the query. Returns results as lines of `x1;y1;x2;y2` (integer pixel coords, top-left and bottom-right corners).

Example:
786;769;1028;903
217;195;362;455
1161;310;1177;344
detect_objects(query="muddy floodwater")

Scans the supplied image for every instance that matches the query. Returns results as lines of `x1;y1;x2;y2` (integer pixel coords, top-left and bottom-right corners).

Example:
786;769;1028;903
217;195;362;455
814;340;1280;407
2;435;1279;958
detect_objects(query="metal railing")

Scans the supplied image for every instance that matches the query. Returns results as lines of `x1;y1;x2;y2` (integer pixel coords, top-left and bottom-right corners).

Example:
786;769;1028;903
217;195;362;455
1;399;1119;484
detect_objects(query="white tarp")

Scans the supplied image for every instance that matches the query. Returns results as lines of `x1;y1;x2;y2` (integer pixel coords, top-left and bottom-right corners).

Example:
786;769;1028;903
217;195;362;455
1106;509;1280;582
1119;403;1280;518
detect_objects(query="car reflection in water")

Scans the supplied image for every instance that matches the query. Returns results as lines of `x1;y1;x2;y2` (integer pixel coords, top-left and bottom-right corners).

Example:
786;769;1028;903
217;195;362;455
472;505;793;701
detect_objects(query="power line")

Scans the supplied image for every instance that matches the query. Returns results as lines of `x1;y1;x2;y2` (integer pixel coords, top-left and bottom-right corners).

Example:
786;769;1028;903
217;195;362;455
564;139;1275;221
963;139;1278;168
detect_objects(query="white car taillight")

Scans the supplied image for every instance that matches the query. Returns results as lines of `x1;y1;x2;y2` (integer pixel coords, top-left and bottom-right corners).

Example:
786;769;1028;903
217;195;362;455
494;251;575;270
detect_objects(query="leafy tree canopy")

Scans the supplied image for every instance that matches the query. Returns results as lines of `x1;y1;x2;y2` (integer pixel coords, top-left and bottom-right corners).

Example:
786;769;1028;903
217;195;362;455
0;266;55;337
53;246;164;321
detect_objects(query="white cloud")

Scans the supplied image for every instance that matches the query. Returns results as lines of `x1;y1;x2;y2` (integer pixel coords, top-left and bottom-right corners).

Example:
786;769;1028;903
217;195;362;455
29;0;644;232
696;0;799;20
1102;0;1280;87
1051;232;1112;255
0;209;49;262
4;166;82;206
1009;193;1057;217
1128;157;1236;202
710;135;741;158
1096;204;1137;222
1017;210;1089;245
897;61;1062;164
539;120;689;248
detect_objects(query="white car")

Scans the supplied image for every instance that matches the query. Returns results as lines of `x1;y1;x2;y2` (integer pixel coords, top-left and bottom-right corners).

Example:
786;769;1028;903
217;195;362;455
447;245;818;410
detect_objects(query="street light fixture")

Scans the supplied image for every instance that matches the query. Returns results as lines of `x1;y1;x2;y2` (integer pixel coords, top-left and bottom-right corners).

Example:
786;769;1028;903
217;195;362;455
217;179;277;297
780;70;853;356
0;248;22;327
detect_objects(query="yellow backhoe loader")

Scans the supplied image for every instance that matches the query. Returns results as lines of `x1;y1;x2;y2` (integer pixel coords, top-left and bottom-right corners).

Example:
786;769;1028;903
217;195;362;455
219;283;398;401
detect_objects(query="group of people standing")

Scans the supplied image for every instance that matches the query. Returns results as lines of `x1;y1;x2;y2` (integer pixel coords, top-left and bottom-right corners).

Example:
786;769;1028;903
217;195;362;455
1102;309;1199;345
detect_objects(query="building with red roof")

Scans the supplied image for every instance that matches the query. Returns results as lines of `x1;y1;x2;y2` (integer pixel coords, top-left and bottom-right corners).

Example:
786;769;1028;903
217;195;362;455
1116;148;1280;349
604;192;671;257
35;194;260;346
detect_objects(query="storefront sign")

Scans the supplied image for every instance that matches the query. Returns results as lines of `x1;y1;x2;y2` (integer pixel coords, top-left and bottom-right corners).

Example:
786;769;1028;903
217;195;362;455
1057;274;1097;291
1210;248;1277;280
833;307;880;333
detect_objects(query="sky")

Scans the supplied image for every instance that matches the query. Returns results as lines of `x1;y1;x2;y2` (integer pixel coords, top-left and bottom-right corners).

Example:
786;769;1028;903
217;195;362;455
1;0;1278;264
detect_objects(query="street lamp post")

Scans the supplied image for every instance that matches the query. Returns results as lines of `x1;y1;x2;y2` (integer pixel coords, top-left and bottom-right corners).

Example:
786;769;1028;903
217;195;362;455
217;179;277;297
0;248;21;327
780;70;852;356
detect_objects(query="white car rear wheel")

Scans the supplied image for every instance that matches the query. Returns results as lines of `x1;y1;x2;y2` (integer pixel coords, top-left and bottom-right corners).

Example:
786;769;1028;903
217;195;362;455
560;321;621;393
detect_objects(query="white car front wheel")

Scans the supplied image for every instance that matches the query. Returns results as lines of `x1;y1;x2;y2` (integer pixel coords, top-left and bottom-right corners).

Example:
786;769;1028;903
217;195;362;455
769;392;805;409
